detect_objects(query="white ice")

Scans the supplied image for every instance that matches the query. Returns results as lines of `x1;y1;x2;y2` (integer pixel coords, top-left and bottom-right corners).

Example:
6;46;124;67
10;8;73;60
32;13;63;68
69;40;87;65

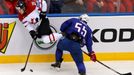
0;61;134;75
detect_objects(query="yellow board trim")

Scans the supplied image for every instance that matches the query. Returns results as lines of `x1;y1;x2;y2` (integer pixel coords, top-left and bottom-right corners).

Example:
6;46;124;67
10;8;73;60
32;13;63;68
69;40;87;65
0;52;134;64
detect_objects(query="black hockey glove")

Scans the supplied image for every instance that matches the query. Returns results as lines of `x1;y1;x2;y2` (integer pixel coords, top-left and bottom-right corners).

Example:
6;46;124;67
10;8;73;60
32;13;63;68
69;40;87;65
39;11;46;19
29;30;37;40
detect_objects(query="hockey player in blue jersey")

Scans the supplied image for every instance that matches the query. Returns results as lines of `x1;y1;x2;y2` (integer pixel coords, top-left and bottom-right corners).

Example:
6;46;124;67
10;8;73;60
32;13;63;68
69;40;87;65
51;14;97;75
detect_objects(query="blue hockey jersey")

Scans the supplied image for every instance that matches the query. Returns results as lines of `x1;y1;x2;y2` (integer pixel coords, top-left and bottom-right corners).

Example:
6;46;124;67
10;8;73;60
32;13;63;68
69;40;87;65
60;18;93;53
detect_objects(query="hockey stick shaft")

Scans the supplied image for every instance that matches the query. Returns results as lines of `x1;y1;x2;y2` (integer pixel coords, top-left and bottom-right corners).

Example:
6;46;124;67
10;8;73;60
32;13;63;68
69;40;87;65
96;57;132;75
21;40;34;72
96;60;121;74
82;50;121;75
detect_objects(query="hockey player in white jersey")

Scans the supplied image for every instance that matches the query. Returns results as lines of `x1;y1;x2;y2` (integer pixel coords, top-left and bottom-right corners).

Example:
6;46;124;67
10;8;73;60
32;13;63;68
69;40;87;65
15;0;62;43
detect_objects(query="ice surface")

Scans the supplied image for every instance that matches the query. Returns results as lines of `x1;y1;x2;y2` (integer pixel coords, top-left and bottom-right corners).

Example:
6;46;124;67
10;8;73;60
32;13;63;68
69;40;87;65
0;61;133;75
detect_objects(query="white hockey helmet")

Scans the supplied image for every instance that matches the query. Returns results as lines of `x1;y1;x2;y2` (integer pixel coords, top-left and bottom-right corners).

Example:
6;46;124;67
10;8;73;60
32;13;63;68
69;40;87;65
79;14;89;23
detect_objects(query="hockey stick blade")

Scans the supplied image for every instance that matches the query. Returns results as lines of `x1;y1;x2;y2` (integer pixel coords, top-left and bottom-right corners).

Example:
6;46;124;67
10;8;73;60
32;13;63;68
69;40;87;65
121;72;132;75
21;67;25;72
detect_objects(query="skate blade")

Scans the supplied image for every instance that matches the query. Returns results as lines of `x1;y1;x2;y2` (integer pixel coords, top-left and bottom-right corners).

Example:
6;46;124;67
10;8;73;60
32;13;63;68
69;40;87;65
50;66;61;72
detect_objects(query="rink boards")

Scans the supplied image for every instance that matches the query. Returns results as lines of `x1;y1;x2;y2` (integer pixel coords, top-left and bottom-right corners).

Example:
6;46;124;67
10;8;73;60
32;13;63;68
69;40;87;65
0;14;134;63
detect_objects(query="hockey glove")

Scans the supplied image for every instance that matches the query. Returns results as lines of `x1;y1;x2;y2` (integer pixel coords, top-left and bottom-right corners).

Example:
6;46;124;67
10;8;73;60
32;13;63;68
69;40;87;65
89;51;97;62
29;30;37;40
39;11;46;19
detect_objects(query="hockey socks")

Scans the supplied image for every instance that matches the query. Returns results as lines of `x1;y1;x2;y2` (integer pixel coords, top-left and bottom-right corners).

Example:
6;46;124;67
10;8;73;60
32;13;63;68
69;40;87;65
42;33;62;44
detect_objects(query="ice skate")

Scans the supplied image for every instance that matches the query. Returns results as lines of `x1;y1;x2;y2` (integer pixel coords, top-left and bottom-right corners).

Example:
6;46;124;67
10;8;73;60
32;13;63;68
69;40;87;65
51;59;63;71
51;62;61;71
79;72;86;75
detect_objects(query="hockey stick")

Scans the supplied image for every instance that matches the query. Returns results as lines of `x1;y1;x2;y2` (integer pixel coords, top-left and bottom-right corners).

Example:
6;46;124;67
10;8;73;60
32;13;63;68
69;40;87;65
82;50;132;75
21;40;34;72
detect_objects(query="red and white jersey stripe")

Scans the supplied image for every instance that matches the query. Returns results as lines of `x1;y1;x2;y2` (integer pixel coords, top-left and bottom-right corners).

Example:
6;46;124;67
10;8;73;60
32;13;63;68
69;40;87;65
36;0;47;12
